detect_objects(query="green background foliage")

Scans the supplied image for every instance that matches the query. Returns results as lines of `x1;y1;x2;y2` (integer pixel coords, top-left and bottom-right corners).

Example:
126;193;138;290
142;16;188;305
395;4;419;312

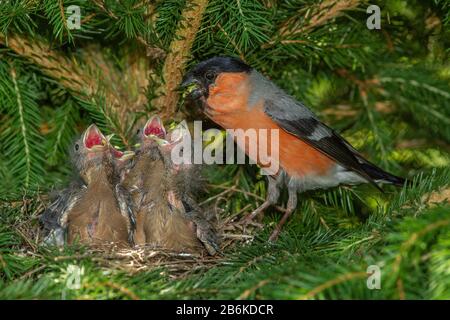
0;0;449;299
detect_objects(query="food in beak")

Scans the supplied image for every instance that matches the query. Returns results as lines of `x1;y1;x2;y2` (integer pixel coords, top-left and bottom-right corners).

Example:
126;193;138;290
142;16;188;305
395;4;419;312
181;75;205;100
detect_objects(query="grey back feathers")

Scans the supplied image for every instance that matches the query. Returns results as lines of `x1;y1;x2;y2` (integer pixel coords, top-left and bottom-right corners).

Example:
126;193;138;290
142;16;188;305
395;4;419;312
247;70;405;188
247;70;316;120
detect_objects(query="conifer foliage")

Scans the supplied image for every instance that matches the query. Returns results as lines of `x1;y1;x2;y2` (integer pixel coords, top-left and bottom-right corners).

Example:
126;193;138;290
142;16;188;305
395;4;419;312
0;0;449;299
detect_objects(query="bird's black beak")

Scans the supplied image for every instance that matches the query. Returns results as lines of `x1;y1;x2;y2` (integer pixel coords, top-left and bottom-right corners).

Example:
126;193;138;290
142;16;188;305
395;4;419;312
180;74;196;88
181;75;204;100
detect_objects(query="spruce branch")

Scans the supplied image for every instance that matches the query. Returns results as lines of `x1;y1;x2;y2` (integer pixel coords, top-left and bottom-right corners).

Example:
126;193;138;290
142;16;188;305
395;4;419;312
43;0;74;44
46;98;79;166
429;230;450;299
264;0;361;48
0;33;147;146
10;67;32;188
0;0;37;35
294;0;361;33
297;271;367;300
91;0;165;59
0;61;45;193
0;33;118;104
152;0;208;119
217;22;245;61
392;217;450;276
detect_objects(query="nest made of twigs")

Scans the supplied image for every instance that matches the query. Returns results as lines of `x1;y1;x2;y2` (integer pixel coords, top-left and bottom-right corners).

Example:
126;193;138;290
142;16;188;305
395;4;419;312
4;189;262;278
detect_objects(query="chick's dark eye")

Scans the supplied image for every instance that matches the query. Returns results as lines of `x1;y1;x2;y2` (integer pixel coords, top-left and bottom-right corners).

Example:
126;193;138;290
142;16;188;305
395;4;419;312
205;70;216;81
136;129;140;135
75;143;79;151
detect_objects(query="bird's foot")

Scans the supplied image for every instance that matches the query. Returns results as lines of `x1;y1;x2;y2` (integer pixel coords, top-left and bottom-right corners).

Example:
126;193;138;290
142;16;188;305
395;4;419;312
240;219;264;229
241;201;271;226
242;212;263;226
268;228;281;242
267;205;296;242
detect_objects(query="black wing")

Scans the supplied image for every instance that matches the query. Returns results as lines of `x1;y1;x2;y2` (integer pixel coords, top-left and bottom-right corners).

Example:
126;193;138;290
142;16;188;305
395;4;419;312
264;99;404;187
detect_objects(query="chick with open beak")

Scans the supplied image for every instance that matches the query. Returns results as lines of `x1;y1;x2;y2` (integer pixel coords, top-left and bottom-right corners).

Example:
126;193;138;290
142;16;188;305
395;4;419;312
120;116;167;213
122;116;218;255
41;125;135;247
158;121;220;255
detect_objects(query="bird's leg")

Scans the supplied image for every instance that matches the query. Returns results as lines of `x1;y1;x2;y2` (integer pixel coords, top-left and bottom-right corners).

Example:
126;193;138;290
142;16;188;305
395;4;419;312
268;187;297;242
244;176;279;224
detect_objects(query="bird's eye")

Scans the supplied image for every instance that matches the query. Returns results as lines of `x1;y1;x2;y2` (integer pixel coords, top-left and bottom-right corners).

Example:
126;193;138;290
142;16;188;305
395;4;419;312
75;143;79;151
205;70;216;81
136;129;140;135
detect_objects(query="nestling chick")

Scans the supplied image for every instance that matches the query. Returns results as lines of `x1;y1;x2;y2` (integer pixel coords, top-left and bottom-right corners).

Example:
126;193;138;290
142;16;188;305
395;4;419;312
158;121;220;255
41;125;135;247
122;116;219;255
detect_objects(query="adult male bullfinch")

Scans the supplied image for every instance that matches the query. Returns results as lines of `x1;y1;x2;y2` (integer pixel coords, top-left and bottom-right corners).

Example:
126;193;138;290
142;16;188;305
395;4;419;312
181;56;405;242
41;125;135;246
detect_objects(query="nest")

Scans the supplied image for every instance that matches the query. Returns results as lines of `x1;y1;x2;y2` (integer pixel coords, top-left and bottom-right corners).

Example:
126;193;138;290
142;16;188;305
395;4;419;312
5;189;263;279
50;215;259;278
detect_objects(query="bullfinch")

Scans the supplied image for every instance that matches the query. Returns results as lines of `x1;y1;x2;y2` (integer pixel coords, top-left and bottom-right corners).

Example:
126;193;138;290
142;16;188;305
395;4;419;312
182;56;405;241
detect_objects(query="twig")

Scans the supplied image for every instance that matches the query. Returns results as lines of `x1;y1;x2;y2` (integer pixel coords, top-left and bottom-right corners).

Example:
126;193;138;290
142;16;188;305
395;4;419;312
54;253;92;262
152;0;209;118
264;0;361;48
221;234;254;239
238;280;269;299
207;184;288;213
297;271;367;300
19;264;47;280
98;281;140;300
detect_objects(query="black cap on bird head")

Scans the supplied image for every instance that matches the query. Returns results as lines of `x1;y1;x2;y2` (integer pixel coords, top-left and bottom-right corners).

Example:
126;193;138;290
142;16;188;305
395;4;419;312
181;56;251;100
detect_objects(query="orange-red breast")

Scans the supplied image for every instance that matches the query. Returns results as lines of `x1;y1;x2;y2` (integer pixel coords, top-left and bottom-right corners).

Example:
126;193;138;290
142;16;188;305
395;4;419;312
182;56;405;241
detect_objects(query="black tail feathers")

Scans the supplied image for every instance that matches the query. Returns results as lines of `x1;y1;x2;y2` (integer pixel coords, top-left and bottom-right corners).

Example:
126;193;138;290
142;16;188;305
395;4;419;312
360;162;406;187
